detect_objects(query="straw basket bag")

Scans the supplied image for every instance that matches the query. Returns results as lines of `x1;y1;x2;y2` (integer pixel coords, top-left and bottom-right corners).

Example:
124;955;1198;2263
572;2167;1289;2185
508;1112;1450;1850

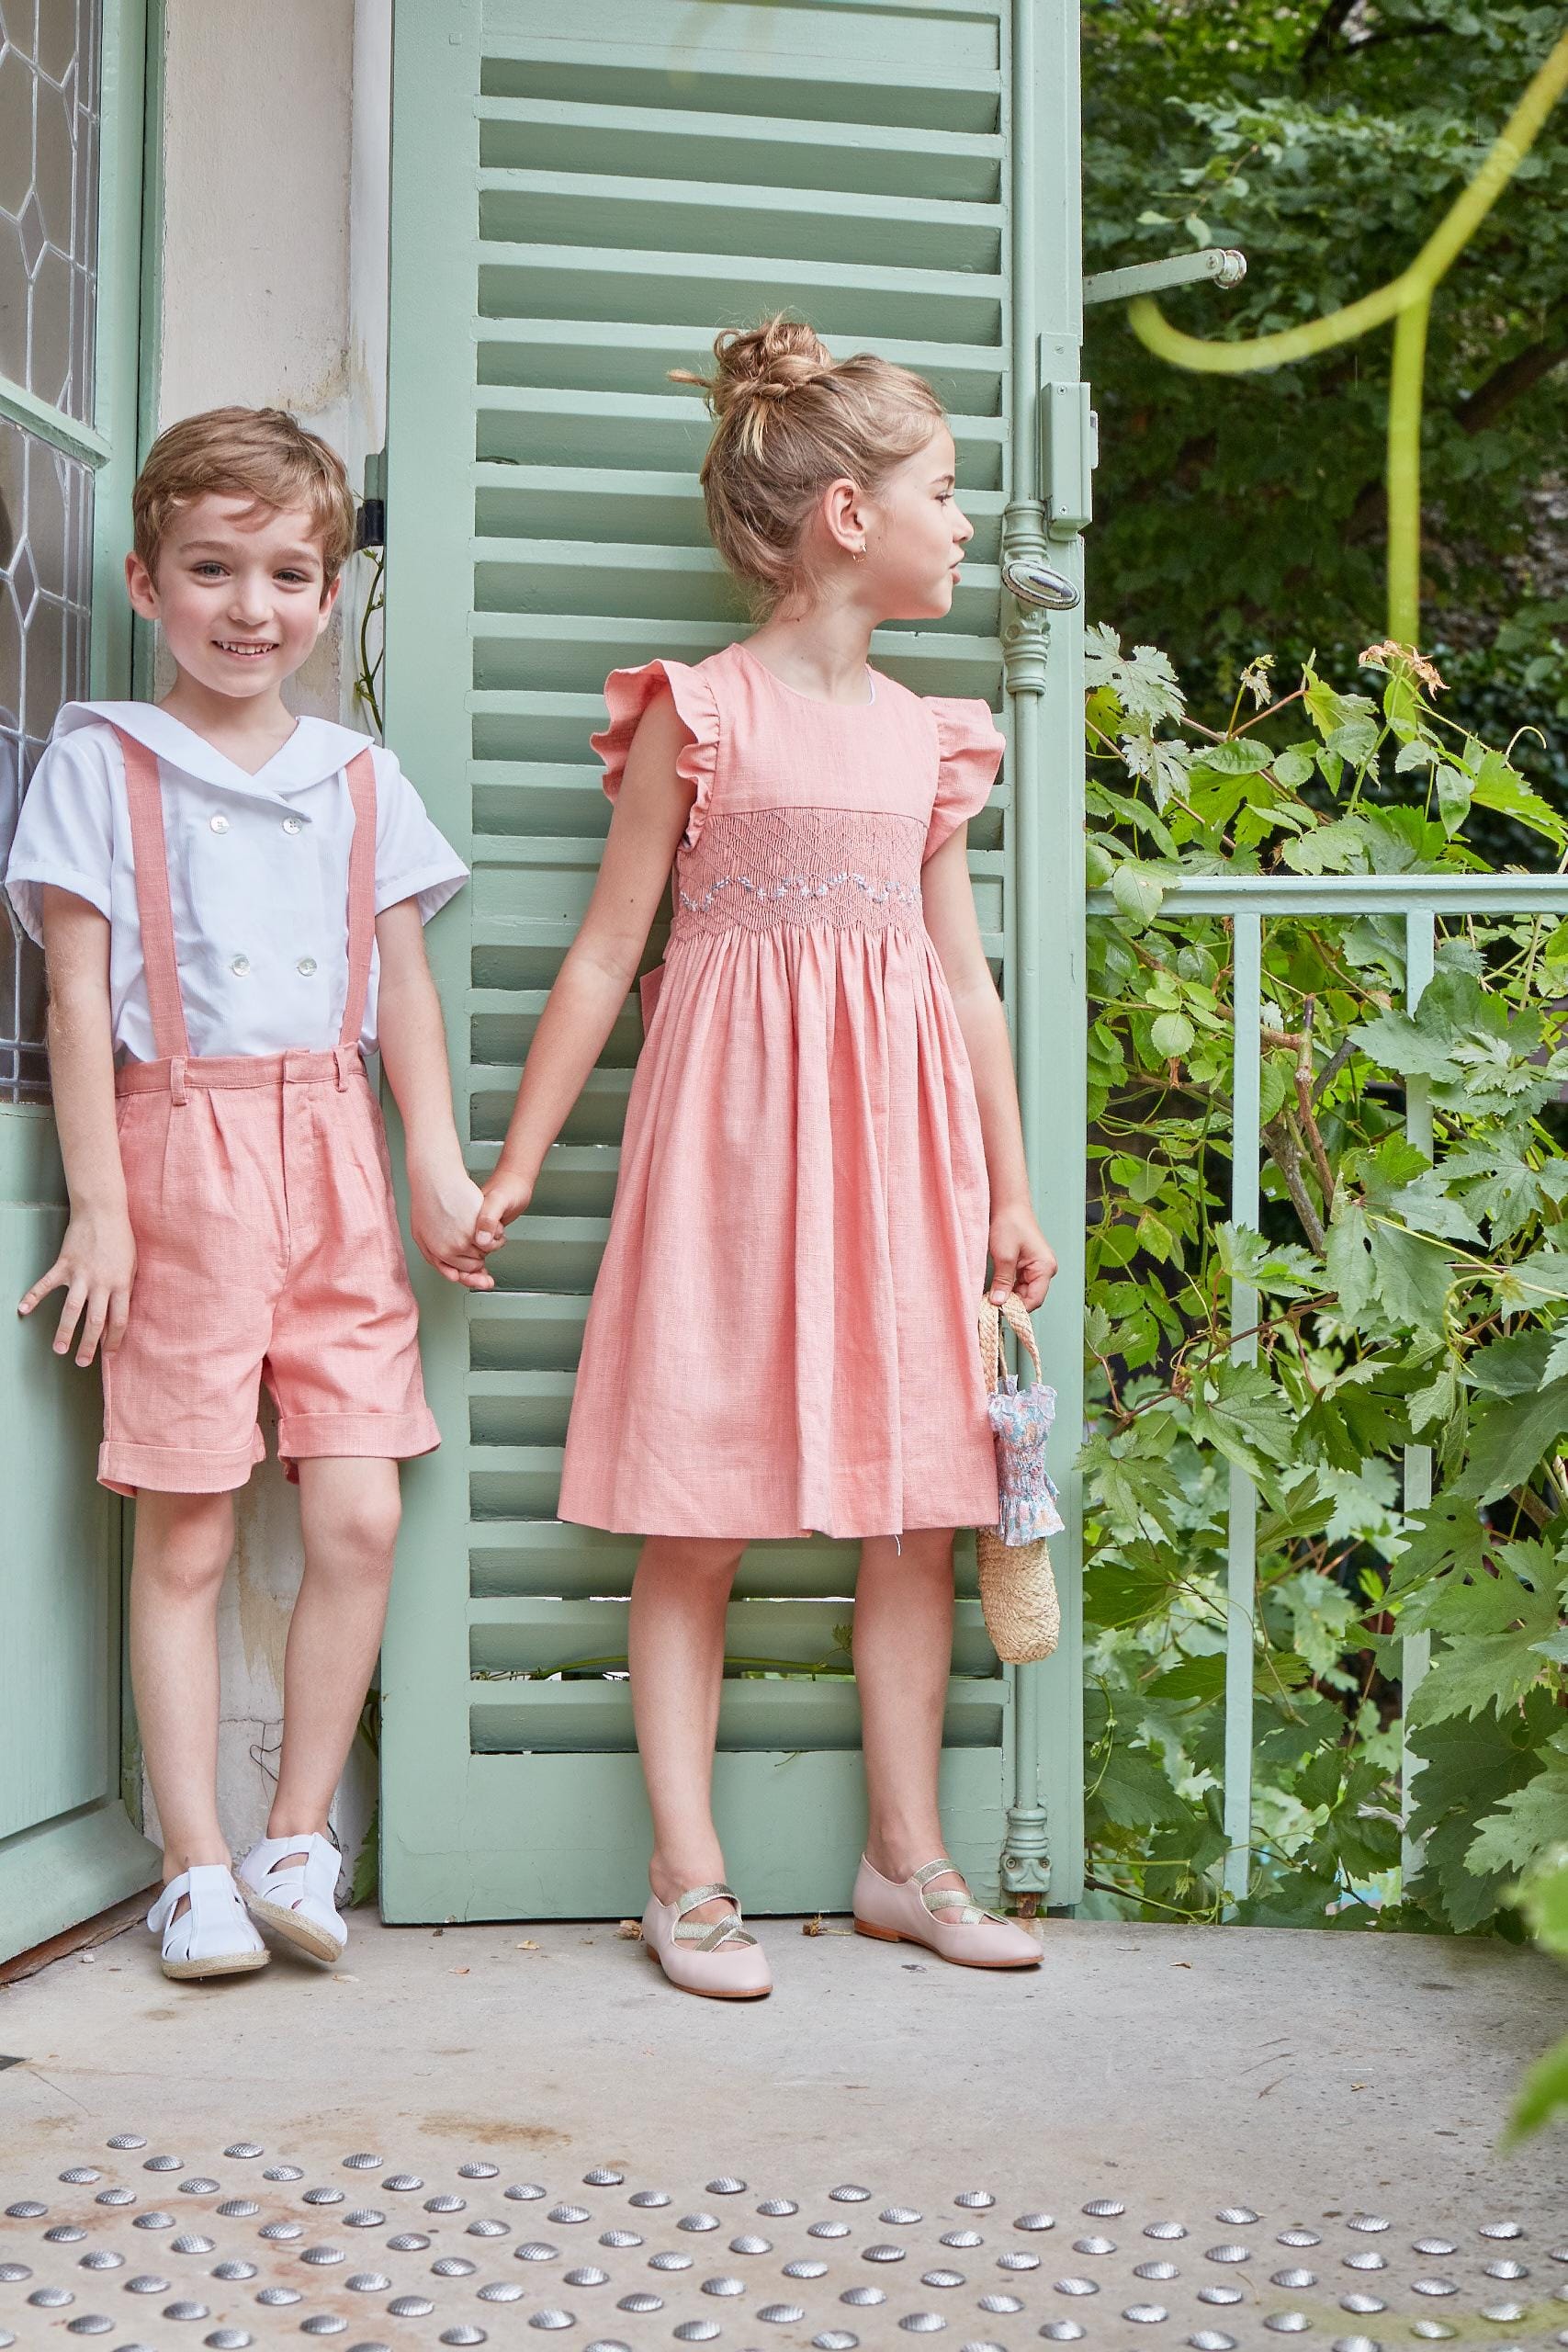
976;1292;1065;1665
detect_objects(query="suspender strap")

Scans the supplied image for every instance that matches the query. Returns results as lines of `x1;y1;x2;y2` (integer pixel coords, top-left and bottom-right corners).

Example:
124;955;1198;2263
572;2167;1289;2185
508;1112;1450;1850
338;747;378;1054
113;726;192;1064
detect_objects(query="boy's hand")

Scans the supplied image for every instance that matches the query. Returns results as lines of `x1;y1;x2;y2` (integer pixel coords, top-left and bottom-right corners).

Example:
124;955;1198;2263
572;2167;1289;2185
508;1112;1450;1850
408;1159;496;1292
987;1204;1057;1313
19;1210;138;1365
476;1165;534;1253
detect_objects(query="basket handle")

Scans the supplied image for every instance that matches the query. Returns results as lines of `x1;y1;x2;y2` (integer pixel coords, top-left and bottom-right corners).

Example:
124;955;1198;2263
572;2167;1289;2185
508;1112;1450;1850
978;1291;1043;1395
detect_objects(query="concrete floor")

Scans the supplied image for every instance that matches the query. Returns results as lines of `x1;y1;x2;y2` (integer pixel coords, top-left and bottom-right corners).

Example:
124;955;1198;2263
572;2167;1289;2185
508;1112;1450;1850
2;1910;1566;2348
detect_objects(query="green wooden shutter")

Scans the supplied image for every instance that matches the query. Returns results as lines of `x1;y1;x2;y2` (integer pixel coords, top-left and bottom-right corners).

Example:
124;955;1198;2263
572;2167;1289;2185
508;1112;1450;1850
381;0;1086;1922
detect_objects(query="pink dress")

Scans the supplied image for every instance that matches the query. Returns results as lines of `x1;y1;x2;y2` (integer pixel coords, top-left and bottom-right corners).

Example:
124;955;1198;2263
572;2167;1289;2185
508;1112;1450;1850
557;639;1004;1541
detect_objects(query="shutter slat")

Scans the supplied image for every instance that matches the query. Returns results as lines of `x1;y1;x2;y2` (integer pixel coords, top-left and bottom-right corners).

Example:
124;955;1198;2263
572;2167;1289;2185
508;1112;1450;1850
471;1675;1004;1756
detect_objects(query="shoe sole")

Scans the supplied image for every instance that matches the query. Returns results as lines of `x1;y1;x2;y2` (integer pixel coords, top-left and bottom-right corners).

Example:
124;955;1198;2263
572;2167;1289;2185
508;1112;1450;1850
852;1917;1042;1969
161;1949;270;1981
642;1941;772;1999
242;1891;345;1966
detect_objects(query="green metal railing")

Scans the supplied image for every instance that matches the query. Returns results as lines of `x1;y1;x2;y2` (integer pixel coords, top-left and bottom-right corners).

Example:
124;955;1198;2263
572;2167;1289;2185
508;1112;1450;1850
1085;870;1568;1907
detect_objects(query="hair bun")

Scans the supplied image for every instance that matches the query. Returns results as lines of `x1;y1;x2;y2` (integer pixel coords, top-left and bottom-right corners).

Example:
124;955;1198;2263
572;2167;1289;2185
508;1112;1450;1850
674;318;834;420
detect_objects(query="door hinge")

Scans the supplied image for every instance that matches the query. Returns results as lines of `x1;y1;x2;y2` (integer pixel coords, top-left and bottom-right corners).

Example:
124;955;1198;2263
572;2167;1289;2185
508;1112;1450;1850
1042;379;1094;542
356;447;387;551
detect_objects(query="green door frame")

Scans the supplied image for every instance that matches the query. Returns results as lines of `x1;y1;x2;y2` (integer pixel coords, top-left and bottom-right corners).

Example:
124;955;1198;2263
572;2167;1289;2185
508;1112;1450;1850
0;0;162;1960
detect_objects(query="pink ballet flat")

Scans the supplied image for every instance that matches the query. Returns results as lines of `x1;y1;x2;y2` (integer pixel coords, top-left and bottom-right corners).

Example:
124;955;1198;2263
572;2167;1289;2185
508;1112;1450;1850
642;1882;773;2001
852;1854;1042;1970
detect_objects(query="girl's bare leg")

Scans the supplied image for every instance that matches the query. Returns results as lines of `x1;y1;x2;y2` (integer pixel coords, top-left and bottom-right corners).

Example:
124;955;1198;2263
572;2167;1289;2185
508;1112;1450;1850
629;1534;746;1925
854;1526;968;1903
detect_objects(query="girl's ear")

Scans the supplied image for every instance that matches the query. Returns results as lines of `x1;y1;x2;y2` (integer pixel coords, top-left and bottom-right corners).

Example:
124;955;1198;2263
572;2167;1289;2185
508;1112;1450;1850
819;473;869;560
125;549;160;623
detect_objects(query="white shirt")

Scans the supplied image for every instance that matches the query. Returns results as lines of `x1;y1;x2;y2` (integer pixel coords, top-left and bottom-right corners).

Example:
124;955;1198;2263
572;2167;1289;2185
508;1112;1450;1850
5;702;468;1061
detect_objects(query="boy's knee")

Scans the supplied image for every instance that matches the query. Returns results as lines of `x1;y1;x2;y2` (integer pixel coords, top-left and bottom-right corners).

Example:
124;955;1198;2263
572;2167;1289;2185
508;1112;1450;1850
137;1493;235;1598
318;1483;402;1574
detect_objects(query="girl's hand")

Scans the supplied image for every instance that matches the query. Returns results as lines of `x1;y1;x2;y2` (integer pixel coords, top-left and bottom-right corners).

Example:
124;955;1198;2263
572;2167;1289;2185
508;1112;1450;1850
987;1204;1056;1313
19;1210;137;1364
476;1164;534;1252
408;1158;496;1291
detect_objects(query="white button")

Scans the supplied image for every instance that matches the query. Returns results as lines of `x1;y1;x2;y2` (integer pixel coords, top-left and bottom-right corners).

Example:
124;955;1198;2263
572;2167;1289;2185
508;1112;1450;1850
209;813;230;833
298;956;317;977
282;816;302;835
231;955;250;977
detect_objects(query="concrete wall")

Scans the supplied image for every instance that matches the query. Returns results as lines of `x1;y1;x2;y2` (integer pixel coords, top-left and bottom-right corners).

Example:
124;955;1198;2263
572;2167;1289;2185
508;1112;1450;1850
141;0;392;1872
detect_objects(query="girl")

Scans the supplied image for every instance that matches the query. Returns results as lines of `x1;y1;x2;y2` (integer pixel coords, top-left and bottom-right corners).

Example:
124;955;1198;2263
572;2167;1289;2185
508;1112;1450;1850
478;320;1056;1998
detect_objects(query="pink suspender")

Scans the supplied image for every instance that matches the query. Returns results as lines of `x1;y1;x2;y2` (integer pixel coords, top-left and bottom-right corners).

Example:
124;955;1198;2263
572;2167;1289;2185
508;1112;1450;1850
114;727;379;1082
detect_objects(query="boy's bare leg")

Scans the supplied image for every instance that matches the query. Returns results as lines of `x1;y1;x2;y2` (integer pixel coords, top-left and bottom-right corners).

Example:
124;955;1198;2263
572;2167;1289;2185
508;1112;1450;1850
267;1457;401;1852
130;1489;239;1903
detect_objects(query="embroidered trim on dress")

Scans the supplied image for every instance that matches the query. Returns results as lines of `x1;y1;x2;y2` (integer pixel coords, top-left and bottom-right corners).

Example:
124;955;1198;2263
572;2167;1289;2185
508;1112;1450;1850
671;808;927;938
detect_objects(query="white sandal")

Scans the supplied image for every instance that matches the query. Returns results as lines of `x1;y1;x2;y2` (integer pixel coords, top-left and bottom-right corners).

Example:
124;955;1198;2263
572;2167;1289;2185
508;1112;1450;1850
148;1865;270;1981
236;1831;347;1964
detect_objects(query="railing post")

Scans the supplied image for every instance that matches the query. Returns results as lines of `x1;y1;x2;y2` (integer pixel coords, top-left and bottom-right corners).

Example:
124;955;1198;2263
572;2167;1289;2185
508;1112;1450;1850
1399;911;1437;1887
1224;913;1262;1905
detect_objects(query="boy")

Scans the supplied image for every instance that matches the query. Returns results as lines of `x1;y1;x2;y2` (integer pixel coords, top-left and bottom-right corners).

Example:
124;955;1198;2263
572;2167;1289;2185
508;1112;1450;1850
6;407;488;1980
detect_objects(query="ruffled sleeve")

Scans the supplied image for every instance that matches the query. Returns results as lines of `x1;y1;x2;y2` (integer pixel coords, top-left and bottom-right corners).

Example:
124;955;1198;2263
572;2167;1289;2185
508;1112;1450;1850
590;658;721;851
925;696;1005;861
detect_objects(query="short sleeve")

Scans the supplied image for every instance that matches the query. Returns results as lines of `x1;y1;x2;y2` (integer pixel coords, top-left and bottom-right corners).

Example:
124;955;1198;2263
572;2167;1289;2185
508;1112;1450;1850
372;745;469;922
4;724;118;945
591;658;720;850
925;697;1005;862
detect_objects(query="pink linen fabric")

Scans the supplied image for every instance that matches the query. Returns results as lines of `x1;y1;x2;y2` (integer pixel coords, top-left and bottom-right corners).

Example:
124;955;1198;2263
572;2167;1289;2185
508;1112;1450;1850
557;640;1005;1542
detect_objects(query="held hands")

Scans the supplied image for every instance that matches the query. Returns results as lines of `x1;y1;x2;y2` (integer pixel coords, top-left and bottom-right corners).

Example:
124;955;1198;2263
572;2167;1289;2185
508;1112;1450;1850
408;1155;497;1292
987;1203;1057;1314
473;1162;534;1257
18;1209;137;1365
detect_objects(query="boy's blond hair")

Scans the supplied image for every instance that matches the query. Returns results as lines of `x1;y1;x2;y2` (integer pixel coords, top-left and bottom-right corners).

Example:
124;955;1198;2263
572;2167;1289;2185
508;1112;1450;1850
132;406;359;588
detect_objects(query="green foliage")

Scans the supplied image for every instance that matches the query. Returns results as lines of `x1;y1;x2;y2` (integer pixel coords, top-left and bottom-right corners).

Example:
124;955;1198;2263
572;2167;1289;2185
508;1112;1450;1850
1081;631;1568;1935
1083;1;1568;778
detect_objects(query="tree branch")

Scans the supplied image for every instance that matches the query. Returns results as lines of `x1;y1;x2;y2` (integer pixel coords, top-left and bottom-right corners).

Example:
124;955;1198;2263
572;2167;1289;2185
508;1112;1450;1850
1459;325;1568;437
1301;0;1361;70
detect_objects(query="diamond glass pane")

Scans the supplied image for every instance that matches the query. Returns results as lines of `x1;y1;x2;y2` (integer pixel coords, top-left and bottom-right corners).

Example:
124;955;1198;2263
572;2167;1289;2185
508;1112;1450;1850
0;0;102;421
1;412;93;1101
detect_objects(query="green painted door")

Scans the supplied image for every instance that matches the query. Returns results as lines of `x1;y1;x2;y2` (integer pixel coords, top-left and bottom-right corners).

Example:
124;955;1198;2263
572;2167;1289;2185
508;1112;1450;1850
0;0;160;1960
381;0;1088;1921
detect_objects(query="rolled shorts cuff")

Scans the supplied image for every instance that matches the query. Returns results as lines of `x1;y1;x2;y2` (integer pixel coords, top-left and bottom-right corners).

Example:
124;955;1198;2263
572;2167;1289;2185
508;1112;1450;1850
99;1427;266;1498
276;1408;441;1469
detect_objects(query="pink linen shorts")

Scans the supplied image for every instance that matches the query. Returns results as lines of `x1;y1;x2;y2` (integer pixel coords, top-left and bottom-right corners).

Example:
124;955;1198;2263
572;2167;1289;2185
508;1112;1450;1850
100;1047;439;1496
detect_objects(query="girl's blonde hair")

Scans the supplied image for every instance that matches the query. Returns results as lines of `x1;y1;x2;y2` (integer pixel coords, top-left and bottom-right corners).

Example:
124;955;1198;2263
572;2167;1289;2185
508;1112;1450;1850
673;317;946;612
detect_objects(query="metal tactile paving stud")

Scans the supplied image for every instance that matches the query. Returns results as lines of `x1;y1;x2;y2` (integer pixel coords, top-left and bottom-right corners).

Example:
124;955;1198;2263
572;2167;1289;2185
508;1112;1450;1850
258;2222;301;2243
1073;2234;1116;2256
1480;2222;1524;2241
304;2188;344;2208
1215;2209;1259;2227
263;2165;303;2183
814;2335;860;2351
28;2288;73;2309
344;2211;385;2231
649;2253;693;2272
882;2208;923;2226
1189;2335;1237;2351
173;2233;216;2256
1136;2261;1180;2280
216;2200;259;2220
46;2225;88;2243
514;2245;558;2264
1263;2314;1312;2333
301;2247;346;2267
343;2155;383;2173
0;2265;30;2284
439;2331;488;2347
1041;2324;1087;2343
80;2252;124;2272
548;2206;591;2227
729;2234;771;2256
1016;2213;1055;2233
785;2260;830;2280
1415;2239;1458;2257
1273;2268;1319;2289
162;2299;210;2320
383;2175;423;2194
345;2272;393;2293
1483;2260;1529;2279
1331;2340;1382;2352
583;2168;625;2189
64;2319;114;2337
626;2191;669;2211
1055;2278;1100;2296
426;2196;467;2214
705;2177;748;2196
1205;2245;1251;2265
467;2222;508;2240
478;2284;525;2303
96;2188;136;2209
4;2203;46;2221
300;2321;347;2339
600;2231;642;2249
618;2292;663;2314
1345;2252;1387;2270
178;2178;220;2196
759;2199;798;2219
940;2232;982;2251
1481;2302;1529;2324
145;2157;183;2174
433;2257;478;2278
221;2144;262;2161
1123;2303;1169;2324
999;2250;1042;2271
202;2332;252;2350
127;2275;173;2294
60;2167;103;2186
1082;2200;1125;2219
678;2214;719;2234
1340;2293;1387;2314
387;2234;430;2254
1146;2223;1188;2241
1280;2231;1323;2248
212;2262;256;2282
458;2164;501;2182
672;2324;721;2344
979;2291;1025;2312
923;2270;965;2290
701;2275;746;2297
1347;2216;1389;2234
840;2286;887;2307
530;2316;574;2334
255;2287;301;2306
955;2193;997;2212
810;2222;852;2241
1410;2324;1457;2342
388;2297;435;2318
895;2316;941;2334
830;2187;873;2205
564;2267;609;2288
1199;2285;1245;2305
109;2135;149;2152
863;2245;908;2264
